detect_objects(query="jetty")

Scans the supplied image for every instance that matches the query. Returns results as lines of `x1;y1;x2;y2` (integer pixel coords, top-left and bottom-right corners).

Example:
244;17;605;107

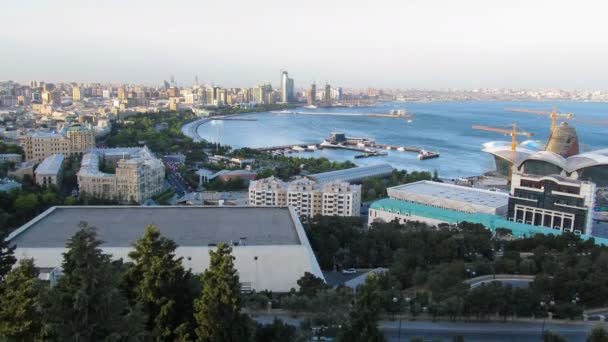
271;110;413;118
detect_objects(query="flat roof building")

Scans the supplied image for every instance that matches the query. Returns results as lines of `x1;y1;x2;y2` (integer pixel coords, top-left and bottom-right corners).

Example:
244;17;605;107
387;180;509;215
8;206;324;292
308;164;394;184
35;153;64;187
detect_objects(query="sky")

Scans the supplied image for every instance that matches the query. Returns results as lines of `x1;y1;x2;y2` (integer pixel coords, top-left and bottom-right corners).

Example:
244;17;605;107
1;0;607;89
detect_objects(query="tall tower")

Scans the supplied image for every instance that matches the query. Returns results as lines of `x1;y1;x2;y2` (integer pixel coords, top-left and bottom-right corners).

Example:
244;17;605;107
281;71;294;103
324;83;331;103
72;86;82;101
307;82;316;106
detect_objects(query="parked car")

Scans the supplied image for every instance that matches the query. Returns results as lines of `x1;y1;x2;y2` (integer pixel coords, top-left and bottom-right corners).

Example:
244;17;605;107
341;268;357;274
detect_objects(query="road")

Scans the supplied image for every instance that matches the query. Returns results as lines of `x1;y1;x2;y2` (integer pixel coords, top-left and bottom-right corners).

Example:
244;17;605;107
251;314;603;342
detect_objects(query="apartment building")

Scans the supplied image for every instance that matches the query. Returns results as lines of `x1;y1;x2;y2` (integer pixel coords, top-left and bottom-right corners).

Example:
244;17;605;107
21;125;95;162
77;147;164;203
248;176;361;218
34;154;64;187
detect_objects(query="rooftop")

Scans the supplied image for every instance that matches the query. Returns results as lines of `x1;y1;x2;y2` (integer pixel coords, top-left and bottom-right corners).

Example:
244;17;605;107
8;206;301;248
35;154;64;175
370;198;608;246
388;180;508;209
309;164;394;184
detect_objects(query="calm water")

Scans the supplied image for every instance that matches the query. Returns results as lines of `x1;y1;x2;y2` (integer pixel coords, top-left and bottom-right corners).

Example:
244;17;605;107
196;102;608;178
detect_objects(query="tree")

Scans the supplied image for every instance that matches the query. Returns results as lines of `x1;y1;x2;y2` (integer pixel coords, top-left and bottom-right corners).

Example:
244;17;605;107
297;272;329;298
587;326;608;342
123;225;193;340
337;275;385;342
0;259;43;340
42;223;147;341
194;243;249;342
0;229;16;281
254;318;297;342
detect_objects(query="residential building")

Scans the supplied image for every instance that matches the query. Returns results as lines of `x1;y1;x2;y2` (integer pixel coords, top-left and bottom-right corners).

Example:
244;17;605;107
77;147;164;203
72;86;82;101
21;125;95;162
7;206;324;292
0;153;22;163
281;71;294;103
35;153;64;187
249;176;362;218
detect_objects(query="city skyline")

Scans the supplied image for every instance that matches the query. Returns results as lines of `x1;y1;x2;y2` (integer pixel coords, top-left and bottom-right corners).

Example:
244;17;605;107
2;0;608;89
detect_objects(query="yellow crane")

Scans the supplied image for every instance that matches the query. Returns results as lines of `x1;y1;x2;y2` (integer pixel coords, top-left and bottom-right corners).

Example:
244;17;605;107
504;107;573;132
472;124;534;177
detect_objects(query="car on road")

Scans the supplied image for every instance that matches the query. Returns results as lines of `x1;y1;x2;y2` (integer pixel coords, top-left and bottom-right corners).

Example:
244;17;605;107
341;268;357;274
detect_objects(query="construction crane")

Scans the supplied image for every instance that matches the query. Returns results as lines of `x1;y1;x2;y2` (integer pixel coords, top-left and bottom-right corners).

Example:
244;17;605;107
473;124;534;177
504;107;573;132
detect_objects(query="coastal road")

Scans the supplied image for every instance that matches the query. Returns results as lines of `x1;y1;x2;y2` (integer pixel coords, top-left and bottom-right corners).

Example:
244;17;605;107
251;314;602;342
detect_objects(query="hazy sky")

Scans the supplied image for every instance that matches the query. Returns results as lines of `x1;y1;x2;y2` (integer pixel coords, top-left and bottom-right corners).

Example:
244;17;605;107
1;0;607;89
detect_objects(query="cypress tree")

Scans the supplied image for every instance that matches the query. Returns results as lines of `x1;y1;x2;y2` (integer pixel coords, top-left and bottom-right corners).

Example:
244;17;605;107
194;243;249;342
42;222;147;341
0;259;43;341
124;224;193;340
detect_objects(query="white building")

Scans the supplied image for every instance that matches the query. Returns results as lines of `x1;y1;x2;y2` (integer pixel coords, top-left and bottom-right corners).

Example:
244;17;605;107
77;147;164;203
35;153;64;187
7;206;324;293
249;176;361;218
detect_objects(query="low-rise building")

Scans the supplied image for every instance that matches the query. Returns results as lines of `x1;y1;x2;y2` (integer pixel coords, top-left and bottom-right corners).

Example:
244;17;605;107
77;147;164;203
0;178;21;192
7;206;324;292
0;153;22;163
35;153;64;187
249;176;362;218
308;163;394;184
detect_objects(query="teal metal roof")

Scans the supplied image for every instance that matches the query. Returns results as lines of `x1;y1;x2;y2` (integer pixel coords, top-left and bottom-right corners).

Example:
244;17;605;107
370;198;608;246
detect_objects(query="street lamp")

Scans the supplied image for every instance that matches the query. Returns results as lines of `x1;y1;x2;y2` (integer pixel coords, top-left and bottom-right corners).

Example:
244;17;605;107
393;296;402;342
540;300;555;341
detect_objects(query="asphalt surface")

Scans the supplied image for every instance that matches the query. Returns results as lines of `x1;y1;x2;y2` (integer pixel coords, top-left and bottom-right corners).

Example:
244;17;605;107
251;315;603;342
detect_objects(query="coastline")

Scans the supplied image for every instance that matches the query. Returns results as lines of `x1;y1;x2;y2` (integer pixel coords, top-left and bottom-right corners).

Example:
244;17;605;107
181;112;261;142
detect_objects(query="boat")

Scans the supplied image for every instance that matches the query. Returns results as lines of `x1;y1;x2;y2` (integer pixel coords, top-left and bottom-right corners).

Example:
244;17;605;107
418;150;439;160
397;147;405;152
292;146;306;152
407;119;413;123
307;145;318;150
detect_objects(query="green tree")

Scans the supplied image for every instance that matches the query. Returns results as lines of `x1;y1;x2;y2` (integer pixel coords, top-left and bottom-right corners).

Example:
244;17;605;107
297;272;329;298
0;229;16;281
124;225;193;340
587;326;608;342
337;275;385;342
42;223;147;341
0;259;43;341
194;243;249;342
254;318;297;342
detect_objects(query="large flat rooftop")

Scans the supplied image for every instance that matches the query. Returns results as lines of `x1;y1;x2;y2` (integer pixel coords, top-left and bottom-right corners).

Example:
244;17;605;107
388;180;509;209
309;164;394;184
9;206;300;248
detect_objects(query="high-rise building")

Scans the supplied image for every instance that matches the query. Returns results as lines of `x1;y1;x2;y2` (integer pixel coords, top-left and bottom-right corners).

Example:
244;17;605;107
248;176;361;218
281;71;294;103
72;86;82;101
118;87;127;101
307;83;316;106
324;83;331;103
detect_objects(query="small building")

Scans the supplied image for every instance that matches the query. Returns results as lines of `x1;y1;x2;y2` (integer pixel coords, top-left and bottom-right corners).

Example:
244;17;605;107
0;178;21;192
35;153;64;187
7;206;324;292
214;169;257;183
308;164;394;184
0;153;22;163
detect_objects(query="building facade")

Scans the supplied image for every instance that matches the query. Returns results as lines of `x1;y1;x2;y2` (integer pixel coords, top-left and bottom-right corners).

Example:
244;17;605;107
249;176;361;218
35;153;64;187
21;125;95;162
507;173;595;235
77;147;164;203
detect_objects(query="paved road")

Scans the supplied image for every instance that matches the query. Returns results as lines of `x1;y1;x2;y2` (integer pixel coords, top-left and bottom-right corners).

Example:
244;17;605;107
251;315;603;342
381;320;598;342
